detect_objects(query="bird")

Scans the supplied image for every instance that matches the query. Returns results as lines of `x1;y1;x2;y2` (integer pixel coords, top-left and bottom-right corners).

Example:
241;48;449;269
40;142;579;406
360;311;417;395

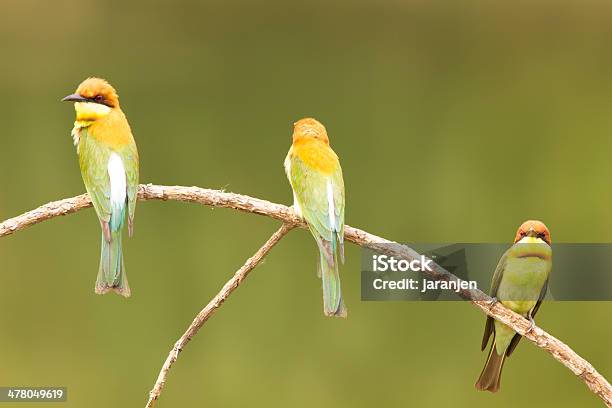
284;118;346;317
62;77;139;297
475;220;552;392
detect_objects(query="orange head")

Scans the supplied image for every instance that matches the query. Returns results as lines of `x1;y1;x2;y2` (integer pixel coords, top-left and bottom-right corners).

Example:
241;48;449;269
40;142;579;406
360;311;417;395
62;77;120;108
514;220;551;245
292;118;329;144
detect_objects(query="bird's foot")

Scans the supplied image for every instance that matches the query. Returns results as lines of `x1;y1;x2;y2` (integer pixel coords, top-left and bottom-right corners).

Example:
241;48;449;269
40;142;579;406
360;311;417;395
487;296;498;310
525;311;536;335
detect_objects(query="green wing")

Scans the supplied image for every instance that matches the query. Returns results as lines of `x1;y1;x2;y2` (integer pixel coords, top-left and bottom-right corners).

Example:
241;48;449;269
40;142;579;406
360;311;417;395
116;142;139;234
489;251;508;298
78;129;138;235
289;155;345;247
289;154;346;316
480;250;508;350
331;167;345;261
78;128;112;224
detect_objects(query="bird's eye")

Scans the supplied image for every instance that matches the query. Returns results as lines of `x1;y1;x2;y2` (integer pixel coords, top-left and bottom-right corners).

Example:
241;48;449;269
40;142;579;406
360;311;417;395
520;231;526;236
94;95;104;103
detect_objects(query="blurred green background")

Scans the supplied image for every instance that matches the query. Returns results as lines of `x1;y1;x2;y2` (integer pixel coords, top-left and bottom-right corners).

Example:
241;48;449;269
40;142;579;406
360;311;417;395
1;0;611;406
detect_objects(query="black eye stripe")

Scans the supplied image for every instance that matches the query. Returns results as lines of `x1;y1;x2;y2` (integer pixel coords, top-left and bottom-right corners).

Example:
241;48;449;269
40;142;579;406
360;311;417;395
87;94;113;107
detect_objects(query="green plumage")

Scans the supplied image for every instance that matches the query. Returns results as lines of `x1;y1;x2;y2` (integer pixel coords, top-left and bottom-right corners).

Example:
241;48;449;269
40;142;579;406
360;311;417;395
476;240;551;392
78;127;138;297
288;154;346;317
98;229;128;294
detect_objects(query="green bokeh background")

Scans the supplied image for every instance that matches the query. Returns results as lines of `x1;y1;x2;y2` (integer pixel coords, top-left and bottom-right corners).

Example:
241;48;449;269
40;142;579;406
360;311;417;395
1;0;611;406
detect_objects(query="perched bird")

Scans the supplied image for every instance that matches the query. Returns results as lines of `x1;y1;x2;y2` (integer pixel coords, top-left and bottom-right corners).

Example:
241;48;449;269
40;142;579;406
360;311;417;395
284;118;346;317
62;78;139;297
475;220;552;392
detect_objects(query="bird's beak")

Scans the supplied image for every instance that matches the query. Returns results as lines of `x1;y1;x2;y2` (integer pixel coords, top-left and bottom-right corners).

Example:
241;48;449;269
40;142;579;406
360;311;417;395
526;228;538;238
62;93;89;103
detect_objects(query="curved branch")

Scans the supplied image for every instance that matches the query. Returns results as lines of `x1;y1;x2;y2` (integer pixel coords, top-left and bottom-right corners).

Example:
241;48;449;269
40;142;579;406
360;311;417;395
1;184;611;407
0;184;303;238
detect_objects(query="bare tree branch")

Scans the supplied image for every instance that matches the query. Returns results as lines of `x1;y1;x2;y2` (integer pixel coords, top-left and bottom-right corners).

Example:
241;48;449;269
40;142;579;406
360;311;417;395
1;184;610;407
145;223;293;408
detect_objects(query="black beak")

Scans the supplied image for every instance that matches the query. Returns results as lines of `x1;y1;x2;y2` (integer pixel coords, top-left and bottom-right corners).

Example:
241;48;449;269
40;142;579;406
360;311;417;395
62;93;89;103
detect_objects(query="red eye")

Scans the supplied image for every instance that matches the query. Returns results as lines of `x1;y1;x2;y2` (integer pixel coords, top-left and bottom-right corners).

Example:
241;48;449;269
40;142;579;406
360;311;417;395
94;95;104;103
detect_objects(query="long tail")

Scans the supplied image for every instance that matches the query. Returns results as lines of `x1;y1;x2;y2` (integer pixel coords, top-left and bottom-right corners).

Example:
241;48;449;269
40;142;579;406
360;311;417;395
319;238;346;318
96;229;130;297
475;340;506;392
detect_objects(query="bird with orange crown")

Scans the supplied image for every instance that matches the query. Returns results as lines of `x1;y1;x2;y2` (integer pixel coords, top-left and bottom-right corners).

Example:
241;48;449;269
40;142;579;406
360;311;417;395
285;118;346;317
476;220;552;392
62;78;139;297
